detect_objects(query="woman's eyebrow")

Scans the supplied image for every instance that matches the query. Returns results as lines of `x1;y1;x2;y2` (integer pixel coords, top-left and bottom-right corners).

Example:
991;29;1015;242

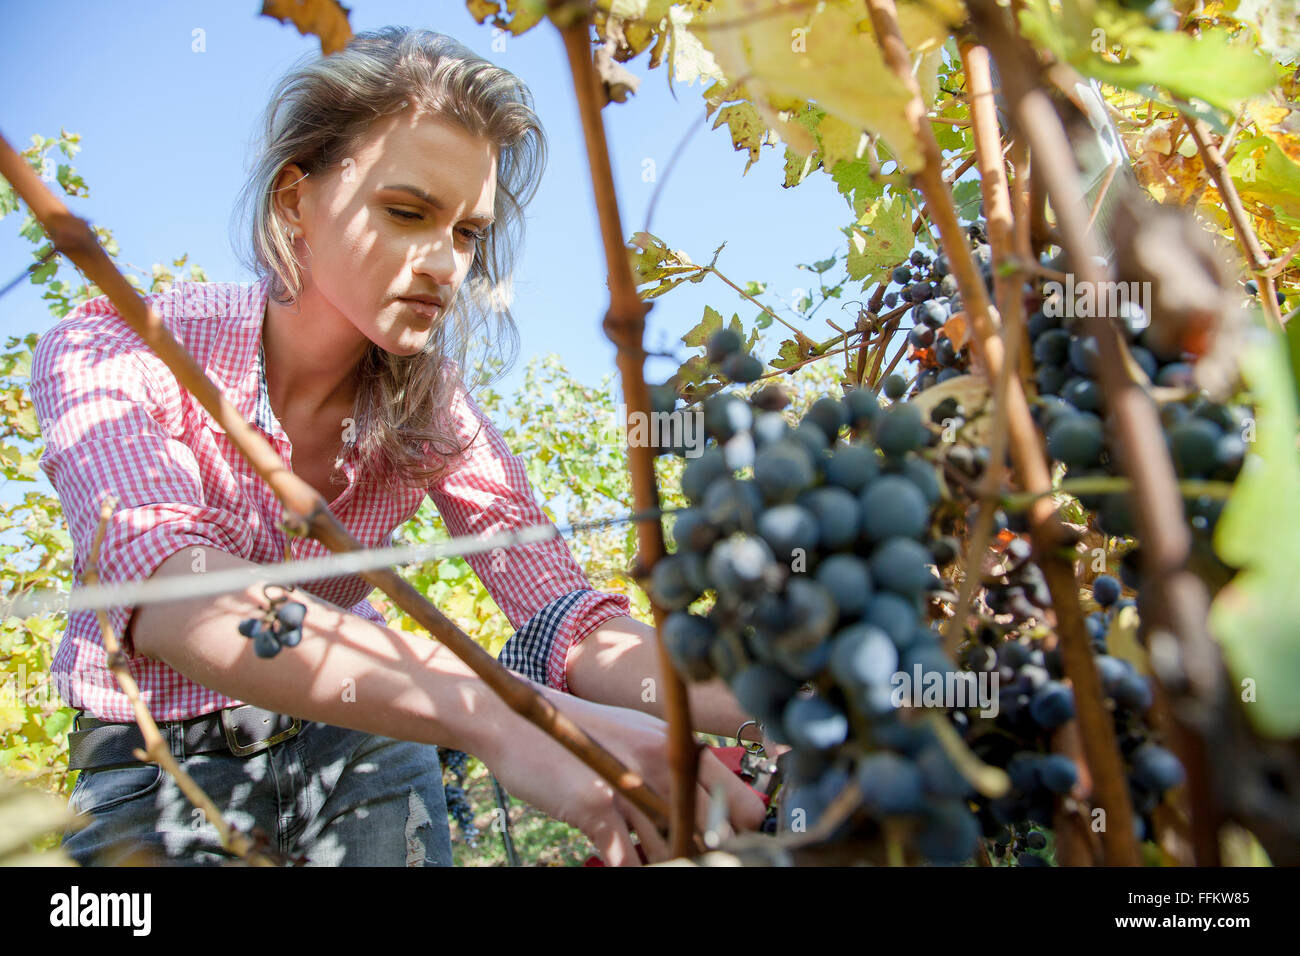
379;183;495;225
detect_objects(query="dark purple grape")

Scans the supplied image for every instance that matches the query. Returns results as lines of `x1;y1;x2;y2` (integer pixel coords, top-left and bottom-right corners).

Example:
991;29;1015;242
1168;418;1222;478
883;373;908;401
1037;754;1078;794
801;486;861;551
275;600;307;630
856;753;924;814
874;403;928;457
1032;329;1070;365
781;695;849;750
1131;743;1186;792
730;664;801;726
753;440;816;503
702;394;753;442
815;554;874;617
1028;680;1075;729
253;627;281;659
805;397;850;441
828;623;897;689
1091;574;1121;607
1046;412;1104;469
757;503;820;564
860;474;930;542
869;537;935;597
720;352;763;383
846;387;883;429
662;612;717;681
681;448;728;504
706;328;742;364
824;443;880;492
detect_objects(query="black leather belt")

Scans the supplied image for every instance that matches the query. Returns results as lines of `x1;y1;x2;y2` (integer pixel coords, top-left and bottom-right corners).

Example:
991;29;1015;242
68;705;304;771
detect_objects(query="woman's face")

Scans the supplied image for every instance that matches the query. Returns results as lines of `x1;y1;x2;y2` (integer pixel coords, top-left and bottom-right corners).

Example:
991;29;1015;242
276;108;498;357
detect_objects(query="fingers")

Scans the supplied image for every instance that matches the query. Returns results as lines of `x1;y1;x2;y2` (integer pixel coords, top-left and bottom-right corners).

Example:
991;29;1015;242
583;810;641;867
696;747;768;832
619;795;670;863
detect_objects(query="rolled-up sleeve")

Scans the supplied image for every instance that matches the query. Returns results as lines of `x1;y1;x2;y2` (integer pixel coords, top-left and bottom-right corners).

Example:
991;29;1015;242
31;318;252;657
428;380;629;693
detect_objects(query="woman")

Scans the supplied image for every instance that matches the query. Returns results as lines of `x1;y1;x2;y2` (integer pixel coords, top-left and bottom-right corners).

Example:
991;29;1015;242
32;26;765;867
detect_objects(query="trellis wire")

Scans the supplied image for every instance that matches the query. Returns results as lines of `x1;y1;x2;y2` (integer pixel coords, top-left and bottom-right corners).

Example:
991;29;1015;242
1;506;678;621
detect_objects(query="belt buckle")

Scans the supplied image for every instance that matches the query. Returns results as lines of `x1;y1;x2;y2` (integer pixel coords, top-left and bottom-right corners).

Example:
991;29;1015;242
220;708;302;757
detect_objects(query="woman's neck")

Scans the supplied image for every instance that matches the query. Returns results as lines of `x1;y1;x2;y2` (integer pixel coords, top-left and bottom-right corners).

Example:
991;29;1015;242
261;289;368;421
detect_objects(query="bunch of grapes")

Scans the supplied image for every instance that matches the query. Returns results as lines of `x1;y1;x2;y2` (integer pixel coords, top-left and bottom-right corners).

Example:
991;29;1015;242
236;598;307;659
440;748;480;846
653;329;997;863
882;245;976;392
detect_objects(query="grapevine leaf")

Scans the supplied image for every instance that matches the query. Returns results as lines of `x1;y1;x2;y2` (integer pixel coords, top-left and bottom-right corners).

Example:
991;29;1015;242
682;305;725;348
1210;333;1300;737
260;0;353;55
816;114;869;171
713;103;768;174
770;332;817;370
1228;135;1300;223
1018;0;1274;113
846;194;911;285
952;178;983;221
832;155;885;219
691;0;943;173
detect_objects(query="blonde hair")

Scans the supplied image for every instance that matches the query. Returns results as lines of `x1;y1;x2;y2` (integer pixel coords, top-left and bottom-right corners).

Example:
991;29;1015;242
233;26;545;488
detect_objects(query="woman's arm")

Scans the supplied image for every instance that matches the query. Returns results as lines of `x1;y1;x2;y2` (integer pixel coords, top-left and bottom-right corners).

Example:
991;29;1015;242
566;615;763;743
131;546;766;862
427;382;764;737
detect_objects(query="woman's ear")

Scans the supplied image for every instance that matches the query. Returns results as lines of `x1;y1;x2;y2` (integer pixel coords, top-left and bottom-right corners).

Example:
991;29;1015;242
271;163;311;235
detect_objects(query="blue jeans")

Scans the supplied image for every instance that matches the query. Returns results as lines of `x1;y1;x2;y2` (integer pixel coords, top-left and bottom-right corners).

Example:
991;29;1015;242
60;718;453;866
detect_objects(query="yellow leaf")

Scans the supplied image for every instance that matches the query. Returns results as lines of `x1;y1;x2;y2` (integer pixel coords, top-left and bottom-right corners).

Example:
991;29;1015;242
466;0;502;24
816;114;869;170
693;0;924;171
260;0;352;55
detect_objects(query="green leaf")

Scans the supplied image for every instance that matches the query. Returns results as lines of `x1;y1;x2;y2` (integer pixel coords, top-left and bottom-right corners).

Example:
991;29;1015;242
831;155;884;219
436;561;466;582
846;194;911;285
42;710;73;738
29;259;57;285
1210;332;1300;737
1228;135;1300;223
770;334;815;370
952;178;983;221
1018;0;1275;113
682;305;725;348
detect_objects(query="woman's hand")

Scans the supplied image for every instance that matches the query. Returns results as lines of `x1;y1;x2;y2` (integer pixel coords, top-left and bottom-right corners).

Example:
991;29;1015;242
477;688;767;866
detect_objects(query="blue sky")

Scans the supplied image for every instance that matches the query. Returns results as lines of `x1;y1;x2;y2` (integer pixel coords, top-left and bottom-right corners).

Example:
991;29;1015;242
1;0;860;401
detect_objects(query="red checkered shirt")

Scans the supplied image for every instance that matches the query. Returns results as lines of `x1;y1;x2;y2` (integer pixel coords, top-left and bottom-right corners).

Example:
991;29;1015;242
30;278;630;723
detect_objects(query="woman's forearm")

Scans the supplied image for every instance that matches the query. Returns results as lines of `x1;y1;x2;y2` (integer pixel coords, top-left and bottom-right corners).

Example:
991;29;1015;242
130;546;509;758
565;615;761;741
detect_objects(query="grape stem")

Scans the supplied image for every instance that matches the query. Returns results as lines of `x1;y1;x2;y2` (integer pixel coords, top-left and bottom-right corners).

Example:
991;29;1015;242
1177;106;1287;330
552;4;701;857
999;477;1238;511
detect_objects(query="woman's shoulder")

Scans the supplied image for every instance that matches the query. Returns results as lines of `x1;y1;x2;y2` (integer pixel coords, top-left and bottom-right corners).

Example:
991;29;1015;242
35;278;270;367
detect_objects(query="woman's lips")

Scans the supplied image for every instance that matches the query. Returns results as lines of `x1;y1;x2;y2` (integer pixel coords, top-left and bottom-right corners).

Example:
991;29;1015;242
398;298;441;320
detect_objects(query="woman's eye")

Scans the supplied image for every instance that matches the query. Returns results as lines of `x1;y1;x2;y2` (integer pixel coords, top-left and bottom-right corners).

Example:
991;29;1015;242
458;228;490;243
386;207;421;221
